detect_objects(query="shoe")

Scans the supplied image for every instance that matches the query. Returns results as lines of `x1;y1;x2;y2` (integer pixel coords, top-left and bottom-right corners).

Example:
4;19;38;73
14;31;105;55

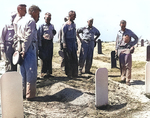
120;80;126;83
126;82;131;86
26;97;36;101
23;95;26;99
41;73;46;78
67;75;72;79
48;74;54;77
79;69;83;75
85;71;93;74
72;75;78;78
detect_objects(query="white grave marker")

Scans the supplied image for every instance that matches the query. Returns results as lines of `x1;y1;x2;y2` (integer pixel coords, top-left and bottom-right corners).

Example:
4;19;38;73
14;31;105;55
0;72;23;118
95;68;108;107
146;62;150;93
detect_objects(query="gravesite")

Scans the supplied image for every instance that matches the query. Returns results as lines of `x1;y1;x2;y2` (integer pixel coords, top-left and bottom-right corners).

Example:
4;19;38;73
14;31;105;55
0;39;150;118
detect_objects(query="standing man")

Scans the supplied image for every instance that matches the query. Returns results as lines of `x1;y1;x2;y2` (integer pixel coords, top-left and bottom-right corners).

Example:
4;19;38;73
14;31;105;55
0;4;26;72
77;18;100;74
58;16;68;69
16;5;41;100
38;12;56;77
13;4;27;25
62;10;78;78
115;20;138;86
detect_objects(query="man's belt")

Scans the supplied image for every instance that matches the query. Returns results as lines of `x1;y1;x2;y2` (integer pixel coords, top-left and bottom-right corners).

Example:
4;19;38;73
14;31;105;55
117;48;130;56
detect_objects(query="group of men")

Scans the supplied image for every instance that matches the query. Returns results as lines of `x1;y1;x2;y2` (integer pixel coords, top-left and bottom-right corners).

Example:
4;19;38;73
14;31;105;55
0;4;41;100
0;4;138;100
59;11;100;78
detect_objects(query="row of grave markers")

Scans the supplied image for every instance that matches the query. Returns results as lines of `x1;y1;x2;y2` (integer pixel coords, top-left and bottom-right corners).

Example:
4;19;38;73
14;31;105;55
0;41;149;117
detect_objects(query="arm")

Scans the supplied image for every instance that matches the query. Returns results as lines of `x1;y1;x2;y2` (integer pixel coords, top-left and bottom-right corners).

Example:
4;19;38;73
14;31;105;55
76;27;83;42
21;20;36;58
58;28;63;50
0;25;7;60
62;24;67;48
37;25;43;48
130;31;138;46
94;29;100;41
0;25;7;53
52;25;57;36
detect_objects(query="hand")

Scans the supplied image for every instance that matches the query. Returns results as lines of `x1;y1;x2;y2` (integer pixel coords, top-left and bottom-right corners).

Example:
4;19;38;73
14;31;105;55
1;52;6;60
130;46;135;54
94;40;96;47
80;38;83;43
63;43;67;49
20;51;25;59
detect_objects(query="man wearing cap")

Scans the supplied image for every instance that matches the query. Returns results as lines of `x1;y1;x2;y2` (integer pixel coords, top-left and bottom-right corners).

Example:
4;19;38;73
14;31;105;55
0;4;26;72
62;10;78;78
38;12;56;77
77;18;100;74
16;5;41;100
115;20;138;86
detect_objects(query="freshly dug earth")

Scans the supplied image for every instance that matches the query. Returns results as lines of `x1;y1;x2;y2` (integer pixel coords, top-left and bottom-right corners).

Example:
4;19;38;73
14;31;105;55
21;42;150;118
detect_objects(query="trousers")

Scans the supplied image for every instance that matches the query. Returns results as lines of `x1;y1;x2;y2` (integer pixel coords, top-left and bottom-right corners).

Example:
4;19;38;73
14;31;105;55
79;40;94;72
119;53;132;82
20;43;37;98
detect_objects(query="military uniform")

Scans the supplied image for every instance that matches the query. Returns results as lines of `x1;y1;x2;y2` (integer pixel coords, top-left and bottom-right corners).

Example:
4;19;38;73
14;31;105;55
116;28;138;83
0;14;17;72
77;26;100;73
16;16;38;99
62;21;78;77
38;23;56;75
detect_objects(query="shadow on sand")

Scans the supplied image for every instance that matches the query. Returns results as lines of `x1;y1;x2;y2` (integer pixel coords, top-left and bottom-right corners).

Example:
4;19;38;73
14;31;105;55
30;88;83;102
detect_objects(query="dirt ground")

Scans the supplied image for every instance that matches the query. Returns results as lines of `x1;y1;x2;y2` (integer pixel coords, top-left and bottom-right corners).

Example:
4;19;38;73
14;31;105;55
21;42;150;118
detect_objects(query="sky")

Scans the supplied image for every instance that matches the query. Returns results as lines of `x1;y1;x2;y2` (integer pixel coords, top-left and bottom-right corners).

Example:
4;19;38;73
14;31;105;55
0;0;150;42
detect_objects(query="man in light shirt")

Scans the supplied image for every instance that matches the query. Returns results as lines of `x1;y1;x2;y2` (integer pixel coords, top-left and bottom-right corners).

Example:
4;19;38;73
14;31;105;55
16;5;41;100
0;4;26;72
115;20;138;86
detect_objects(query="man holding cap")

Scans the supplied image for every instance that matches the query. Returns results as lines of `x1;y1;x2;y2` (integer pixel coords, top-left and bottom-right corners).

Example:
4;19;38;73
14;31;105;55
77;18;100;74
115;20;138;86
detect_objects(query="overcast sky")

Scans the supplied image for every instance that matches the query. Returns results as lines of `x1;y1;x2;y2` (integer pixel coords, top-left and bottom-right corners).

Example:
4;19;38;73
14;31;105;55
0;0;150;42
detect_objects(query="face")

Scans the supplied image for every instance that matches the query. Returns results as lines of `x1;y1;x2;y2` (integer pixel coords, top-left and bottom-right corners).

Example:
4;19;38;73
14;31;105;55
32;10;40;23
70;13;76;21
18;6;26;17
87;19;93;27
45;14;51;24
120;22;126;31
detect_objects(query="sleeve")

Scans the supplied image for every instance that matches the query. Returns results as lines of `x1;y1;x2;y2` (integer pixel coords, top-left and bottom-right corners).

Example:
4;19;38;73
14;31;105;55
115;33;119;50
22;20;36;53
76;27;83;34
130;30;138;46
52;24;56;35
62;24;67;44
37;25;43;47
58;28;62;43
0;25;7;53
95;28;100;36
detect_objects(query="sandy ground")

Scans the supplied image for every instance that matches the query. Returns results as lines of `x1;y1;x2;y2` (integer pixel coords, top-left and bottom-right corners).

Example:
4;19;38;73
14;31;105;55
0;42;150;118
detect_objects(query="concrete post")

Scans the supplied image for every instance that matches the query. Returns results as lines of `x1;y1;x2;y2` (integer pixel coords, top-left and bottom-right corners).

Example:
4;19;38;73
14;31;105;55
141;39;144;47
146;45;150;94
0;72;23;118
146;45;150;61
98;39;102;54
95;68;108;107
146;62;150;93
111;51;117;68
